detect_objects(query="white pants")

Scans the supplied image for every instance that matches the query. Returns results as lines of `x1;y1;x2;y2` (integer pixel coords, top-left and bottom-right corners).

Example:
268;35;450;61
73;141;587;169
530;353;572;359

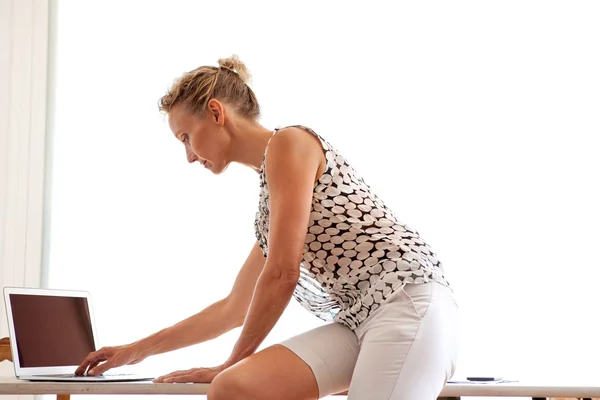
279;282;460;400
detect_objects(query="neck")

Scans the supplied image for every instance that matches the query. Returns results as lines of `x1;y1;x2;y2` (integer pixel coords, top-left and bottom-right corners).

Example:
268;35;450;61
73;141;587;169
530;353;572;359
225;117;274;173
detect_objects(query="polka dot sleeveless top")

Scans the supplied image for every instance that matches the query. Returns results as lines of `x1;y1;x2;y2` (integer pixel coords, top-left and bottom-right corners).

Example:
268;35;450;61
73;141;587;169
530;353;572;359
254;126;450;330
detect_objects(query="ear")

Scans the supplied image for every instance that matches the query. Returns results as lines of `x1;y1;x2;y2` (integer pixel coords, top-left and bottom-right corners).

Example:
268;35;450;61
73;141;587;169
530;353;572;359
207;99;226;126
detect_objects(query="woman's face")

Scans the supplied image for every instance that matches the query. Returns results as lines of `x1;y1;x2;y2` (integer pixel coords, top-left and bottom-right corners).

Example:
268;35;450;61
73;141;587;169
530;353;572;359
168;103;230;174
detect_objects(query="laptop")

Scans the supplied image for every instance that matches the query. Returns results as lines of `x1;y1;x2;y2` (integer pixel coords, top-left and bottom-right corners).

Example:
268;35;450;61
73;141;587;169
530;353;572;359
3;286;153;382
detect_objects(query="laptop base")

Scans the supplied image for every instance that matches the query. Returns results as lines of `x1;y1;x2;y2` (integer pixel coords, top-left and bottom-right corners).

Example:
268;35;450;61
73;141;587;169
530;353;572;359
19;374;154;382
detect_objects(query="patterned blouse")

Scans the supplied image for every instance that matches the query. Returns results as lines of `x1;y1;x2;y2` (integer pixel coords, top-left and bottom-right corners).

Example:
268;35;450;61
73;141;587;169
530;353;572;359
254;126;450;330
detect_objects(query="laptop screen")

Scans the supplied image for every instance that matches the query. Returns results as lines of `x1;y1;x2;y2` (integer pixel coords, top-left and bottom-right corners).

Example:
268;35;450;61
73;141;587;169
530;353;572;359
9;294;96;367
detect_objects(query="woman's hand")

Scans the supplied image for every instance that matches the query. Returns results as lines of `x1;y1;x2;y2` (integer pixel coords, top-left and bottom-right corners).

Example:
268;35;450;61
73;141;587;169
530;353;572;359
153;365;224;384
75;344;146;376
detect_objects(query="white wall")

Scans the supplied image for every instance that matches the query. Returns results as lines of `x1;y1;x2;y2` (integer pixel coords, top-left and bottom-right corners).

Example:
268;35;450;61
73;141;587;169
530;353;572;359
0;0;49;395
46;3;600;399
2;2;600;400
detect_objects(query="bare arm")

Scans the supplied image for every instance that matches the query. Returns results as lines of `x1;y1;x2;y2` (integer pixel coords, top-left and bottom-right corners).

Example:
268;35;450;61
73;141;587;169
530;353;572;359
135;241;266;356
78;241;266;375
223;127;323;368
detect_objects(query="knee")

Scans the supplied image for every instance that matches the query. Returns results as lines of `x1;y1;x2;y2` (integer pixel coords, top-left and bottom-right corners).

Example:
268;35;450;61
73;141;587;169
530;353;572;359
207;368;251;400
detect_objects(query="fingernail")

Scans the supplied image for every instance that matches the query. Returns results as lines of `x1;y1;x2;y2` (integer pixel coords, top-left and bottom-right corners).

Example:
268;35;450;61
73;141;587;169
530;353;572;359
88;369;95;375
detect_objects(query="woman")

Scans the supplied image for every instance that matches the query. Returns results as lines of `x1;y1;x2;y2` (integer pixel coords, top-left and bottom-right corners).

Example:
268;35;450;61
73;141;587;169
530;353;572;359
76;55;460;400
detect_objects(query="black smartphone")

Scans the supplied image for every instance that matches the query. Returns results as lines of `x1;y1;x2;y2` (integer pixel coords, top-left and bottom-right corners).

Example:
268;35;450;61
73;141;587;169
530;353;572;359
466;376;503;382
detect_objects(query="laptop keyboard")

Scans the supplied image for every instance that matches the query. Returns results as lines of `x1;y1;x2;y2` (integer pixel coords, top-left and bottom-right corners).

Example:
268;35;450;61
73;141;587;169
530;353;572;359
52;373;132;378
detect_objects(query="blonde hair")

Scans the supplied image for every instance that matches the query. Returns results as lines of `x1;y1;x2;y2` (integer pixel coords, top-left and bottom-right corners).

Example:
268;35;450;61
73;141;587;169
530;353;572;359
158;55;260;120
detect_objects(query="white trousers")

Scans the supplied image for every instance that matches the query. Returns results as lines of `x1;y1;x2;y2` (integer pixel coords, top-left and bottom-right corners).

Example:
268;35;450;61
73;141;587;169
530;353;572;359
280;282;460;400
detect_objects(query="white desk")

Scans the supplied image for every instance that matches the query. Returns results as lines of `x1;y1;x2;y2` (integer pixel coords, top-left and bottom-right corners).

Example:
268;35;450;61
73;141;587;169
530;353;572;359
0;376;209;395
442;381;600;398
1;376;599;399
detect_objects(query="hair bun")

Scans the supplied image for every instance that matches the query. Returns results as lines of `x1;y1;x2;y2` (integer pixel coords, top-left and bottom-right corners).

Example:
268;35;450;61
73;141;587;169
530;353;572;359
218;55;252;85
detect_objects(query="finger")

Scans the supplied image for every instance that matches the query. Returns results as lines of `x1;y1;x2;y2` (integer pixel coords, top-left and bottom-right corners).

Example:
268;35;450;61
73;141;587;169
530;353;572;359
154;370;190;382
153;370;190;383
88;357;121;376
163;373;195;383
75;354;99;375
86;360;102;374
75;350;108;375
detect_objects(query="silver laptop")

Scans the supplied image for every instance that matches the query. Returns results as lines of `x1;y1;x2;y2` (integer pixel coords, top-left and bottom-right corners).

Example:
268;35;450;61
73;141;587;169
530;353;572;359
3;287;153;382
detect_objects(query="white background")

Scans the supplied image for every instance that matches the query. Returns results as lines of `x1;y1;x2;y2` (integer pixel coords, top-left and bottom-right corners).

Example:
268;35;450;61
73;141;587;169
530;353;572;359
44;1;599;400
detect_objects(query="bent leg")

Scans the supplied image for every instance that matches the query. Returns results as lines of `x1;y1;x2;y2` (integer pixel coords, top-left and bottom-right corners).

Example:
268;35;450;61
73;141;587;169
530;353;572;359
348;282;460;400
208;344;319;400
209;322;359;400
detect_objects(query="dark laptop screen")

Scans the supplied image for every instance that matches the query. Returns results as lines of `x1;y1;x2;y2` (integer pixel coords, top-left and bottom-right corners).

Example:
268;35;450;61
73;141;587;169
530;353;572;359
9;294;96;367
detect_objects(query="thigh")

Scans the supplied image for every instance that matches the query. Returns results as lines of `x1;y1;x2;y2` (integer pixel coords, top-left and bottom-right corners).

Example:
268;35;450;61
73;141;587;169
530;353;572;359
208;323;359;400
348;282;460;400
208;344;319;400
279;322;360;397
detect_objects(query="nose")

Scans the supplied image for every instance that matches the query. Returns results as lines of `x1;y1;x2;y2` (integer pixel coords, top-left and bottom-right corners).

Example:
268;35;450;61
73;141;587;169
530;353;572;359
185;146;197;164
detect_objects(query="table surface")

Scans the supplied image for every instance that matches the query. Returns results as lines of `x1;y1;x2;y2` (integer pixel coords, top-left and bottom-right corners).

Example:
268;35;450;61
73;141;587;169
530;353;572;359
2;376;600;397
0;376;209;395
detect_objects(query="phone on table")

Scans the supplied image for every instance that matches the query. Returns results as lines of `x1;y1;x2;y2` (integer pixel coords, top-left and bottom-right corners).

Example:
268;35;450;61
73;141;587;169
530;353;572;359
466;376;504;382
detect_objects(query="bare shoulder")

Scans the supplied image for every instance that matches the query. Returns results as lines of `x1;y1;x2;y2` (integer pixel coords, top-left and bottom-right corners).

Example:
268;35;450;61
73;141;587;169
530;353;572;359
266;126;326;184
267;126;324;163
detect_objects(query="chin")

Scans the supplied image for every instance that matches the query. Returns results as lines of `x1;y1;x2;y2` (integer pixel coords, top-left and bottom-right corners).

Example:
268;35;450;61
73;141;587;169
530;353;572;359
210;162;230;175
